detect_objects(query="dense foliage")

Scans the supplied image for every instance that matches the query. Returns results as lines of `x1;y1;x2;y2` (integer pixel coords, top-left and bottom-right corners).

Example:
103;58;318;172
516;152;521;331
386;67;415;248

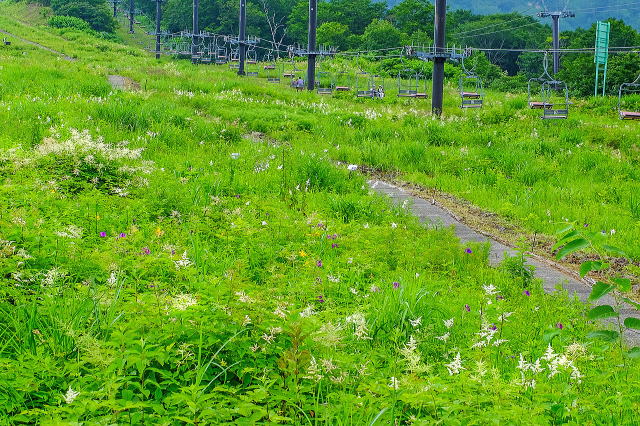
0;2;640;424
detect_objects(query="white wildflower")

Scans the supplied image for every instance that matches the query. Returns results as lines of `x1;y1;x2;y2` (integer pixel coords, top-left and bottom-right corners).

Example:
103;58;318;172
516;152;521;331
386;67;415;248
345;312;371;340
410;317;422;328
171;294;197;311
482;284;499;296
436;332;450;342
347;164;358;171
174;251;193;269
444;318;454;329
63;387;79;404
388;376;400;390
299;305;316;318
444;353;465;375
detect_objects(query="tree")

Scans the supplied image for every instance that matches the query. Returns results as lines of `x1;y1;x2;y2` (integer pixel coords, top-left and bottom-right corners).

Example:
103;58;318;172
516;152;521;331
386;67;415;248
259;0;290;56
361;19;405;50
387;0;434;37
317;22;350;51
53;1;115;32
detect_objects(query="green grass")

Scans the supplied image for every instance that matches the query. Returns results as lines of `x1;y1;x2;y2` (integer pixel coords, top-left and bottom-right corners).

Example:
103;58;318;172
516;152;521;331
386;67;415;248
1;3;640;423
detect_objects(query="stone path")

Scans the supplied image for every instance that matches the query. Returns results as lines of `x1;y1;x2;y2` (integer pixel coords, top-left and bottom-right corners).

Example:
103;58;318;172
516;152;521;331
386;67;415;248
0;29;74;61
107;74;140;91
369;179;640;345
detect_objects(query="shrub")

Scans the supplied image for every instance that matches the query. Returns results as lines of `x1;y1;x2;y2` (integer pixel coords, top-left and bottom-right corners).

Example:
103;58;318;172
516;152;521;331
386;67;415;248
48;15;91;32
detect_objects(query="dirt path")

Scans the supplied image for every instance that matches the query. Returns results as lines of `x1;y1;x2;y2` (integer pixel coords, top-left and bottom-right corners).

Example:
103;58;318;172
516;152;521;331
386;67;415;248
0;29;75;61
107;74;140;91
369;179;640;345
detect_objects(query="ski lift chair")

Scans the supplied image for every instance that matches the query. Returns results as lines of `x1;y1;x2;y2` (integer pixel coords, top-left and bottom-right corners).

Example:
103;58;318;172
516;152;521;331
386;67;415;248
397;70;418;97
316;71;334;95
540;79;570;119
618;74;640;120
527;53;556;110
335;71;352;91
414;73;428;99
356;71;373;97
246;49;259;76
459;56;484;108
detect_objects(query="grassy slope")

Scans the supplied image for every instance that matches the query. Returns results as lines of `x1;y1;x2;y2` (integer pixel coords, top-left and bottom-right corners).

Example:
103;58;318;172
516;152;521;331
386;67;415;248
1;3;640;423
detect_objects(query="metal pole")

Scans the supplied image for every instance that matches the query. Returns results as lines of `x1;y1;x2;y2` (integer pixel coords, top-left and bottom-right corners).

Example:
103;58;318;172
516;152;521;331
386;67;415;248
551;14;560;75
432;0;446;116
238;0;246;75
128;0;134;33
307;0;317;91
113;0;117;18
192;0;199;63
155;0;161;59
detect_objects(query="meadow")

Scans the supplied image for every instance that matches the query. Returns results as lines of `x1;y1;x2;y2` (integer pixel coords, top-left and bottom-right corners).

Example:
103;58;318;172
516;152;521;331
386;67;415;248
1;3;640;423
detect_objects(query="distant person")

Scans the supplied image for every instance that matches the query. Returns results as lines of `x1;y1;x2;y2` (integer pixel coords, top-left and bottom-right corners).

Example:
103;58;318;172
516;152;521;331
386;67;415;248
378;86;385;98
296;78;304;91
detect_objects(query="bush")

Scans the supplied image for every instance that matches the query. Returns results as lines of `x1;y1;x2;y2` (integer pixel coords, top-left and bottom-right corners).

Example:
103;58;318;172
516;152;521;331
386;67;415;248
48;15;91;32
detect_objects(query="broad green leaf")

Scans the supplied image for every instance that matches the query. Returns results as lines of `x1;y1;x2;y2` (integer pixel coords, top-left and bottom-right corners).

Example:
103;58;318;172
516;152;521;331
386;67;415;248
555;224;574;236
586;330;620;342
627;347;640;359
579;260;609;278
612;278;631;292
623;317;640;330
543;329;561;343
602;244;627;257
589;282;614;301
587;305;617;320
552;230;578;250
623;297;640;310
556;238;590;260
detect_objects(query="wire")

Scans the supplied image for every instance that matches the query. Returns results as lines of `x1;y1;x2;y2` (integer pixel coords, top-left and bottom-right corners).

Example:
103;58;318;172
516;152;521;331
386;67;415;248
451;8;537;37
455;21;543;39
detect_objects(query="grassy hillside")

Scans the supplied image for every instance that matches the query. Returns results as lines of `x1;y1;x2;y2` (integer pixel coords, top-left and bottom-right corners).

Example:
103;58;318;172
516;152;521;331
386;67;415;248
1;3;640;423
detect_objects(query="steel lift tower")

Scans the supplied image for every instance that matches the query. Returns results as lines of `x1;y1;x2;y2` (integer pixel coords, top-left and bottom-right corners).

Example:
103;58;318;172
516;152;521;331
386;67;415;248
537;9;575;74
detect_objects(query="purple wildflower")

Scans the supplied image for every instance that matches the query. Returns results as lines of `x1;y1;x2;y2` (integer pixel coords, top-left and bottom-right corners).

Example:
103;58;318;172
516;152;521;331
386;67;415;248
142;247;151;255
99;232;107;237
556;322;564;330
332;243;338;249
393;281;400;289
317;295;325;303
234;194;241;199
465;248;473;254
496;295;505;301
117;233;127;239
489;324;497;331
523;290;531;296
316;260;323;267
464;304;471;312
583;223;589;228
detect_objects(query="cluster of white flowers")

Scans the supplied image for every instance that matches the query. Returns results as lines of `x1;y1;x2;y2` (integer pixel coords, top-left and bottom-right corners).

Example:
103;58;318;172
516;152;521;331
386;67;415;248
37;129;143;161
400;336;429;374
299;305;316;318
261;327;282;345
516;344;585;388
471;321;508;349
235;291;254;304
63;387;80;404
445;353;465;375
55;224;83;239
171;294;197;311
42;268;63;287
273;303;289;319
345;312;371;340
313;322;344;347
174;251;193;270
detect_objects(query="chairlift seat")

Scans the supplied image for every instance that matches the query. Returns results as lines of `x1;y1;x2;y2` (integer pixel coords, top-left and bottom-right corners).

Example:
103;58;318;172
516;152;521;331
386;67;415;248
267;77;280;83
264;65;276;70
414;93;428;99
620;110;640;120
462;99;483;108
542;108;568;119
317;88;333;95
247;71;258;77
336;86;351;91
357;90;374;98
529;101;552;109
461;92;481;99
283;72;295;78
398;89;417;98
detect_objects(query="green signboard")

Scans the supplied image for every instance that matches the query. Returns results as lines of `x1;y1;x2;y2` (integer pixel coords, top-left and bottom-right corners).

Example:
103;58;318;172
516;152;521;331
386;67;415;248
594;21;610;96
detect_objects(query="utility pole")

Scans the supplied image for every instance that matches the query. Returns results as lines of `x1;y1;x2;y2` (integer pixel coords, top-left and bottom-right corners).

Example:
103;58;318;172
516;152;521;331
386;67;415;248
432;0;446;116
113;0;117;18
306;0;317;91
537;10;575;74
238;0;247;75
192;0;199;63
155;0;162;59
128;0;134;33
